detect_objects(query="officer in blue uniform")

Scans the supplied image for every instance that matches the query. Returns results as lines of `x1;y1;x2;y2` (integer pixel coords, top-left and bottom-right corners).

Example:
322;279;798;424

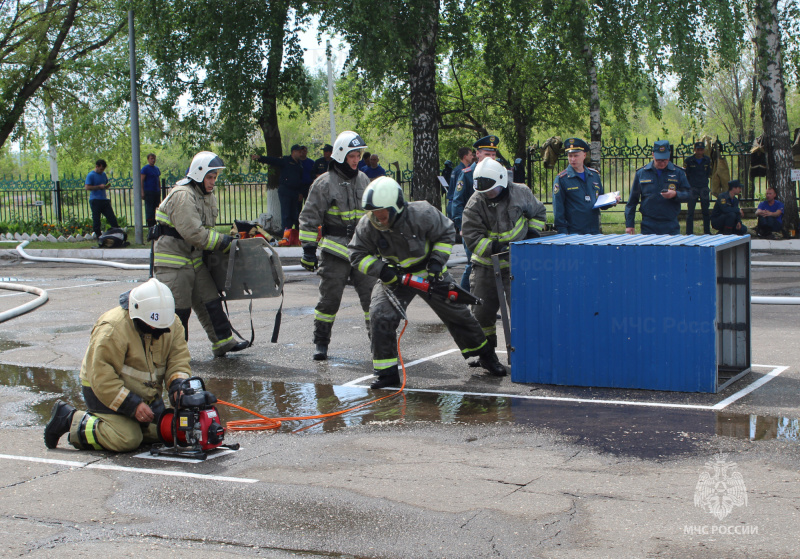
451;135;500;291
625;140;691;235
552;138;613;234
711;179;748;235
684;141;712;234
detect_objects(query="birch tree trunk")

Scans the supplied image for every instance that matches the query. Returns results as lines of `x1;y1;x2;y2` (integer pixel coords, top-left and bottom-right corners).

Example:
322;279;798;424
257;0;289;234
755;0;797;233
408;0;441;209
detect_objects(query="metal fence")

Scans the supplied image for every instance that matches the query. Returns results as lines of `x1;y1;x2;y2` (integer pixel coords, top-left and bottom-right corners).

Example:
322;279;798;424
525;137;789;213
0;164;416;226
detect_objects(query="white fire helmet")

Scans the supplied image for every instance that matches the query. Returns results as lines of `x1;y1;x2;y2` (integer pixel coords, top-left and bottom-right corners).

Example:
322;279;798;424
473;158;508;194
129;278;176;328
175;151;225;186
332;131;368;164
362;176;405;230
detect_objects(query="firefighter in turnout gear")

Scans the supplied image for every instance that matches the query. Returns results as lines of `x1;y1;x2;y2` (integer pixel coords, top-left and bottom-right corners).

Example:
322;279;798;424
461;158;546;348
44;279;192;452
349;177;508;389
684;141;713;234
153;151;249;357
299;131;377;360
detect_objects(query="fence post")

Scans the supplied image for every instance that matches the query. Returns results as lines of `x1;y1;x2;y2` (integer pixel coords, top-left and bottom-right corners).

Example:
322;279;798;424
55;180;63;223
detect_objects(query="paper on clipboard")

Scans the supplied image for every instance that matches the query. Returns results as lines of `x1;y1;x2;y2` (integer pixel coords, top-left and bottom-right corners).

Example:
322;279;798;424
438;176;449;187
593;191;620;209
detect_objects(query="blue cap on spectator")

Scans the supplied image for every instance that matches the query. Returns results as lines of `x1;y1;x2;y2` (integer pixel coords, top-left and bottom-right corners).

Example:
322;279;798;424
653;140;671;160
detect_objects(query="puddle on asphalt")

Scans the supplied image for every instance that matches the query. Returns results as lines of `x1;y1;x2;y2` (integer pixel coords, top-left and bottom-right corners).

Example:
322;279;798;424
282;306;316;317
3;363;798;458
0;339;28;352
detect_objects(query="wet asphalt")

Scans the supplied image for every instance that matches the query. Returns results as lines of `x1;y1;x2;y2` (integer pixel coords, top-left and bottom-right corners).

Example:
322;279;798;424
0;246;799;558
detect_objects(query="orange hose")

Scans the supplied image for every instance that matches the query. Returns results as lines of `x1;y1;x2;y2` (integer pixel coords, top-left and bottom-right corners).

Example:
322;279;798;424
218;319;409;431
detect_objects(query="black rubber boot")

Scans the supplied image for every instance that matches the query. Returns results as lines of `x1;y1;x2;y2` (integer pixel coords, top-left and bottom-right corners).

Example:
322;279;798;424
370;366;401;389
44;400;76;449
478;350;508;377
229;341;250;353
313;344;328;361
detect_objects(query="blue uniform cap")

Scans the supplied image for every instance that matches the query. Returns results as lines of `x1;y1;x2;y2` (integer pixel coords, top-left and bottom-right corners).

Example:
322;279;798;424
694;141;705;150
728;179;743;191
653;140;671;160
473;135;500;151
564;138;589;153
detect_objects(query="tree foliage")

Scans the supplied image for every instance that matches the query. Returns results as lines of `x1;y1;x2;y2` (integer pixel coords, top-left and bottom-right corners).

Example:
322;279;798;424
0;0;124;149
135;0;313;168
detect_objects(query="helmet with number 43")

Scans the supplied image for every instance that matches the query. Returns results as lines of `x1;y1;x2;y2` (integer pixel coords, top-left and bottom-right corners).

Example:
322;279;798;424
129;278;176;328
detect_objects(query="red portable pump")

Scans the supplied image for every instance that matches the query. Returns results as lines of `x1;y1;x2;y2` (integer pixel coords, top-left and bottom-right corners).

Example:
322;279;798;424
400;274;483;306
151;376;239;460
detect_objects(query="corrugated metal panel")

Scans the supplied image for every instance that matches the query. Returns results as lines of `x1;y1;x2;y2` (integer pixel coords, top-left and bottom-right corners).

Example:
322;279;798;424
510;234;750;393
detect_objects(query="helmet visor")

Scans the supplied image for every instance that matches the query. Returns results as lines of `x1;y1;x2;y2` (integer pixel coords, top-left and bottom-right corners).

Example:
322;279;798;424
475;176;497;192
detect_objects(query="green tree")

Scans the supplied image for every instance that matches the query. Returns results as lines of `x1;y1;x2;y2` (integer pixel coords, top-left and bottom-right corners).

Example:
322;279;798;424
136;0;312;168
752;0;797;231
0;0;124;149
322;0;442;206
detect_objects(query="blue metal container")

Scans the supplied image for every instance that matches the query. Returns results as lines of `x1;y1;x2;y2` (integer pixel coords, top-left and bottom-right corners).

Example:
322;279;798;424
510;234;751;393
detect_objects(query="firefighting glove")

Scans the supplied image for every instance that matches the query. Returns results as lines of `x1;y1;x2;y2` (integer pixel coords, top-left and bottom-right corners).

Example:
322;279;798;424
379;264;402;285
491;240;508;254
301;246;318;271
218;234;234;253
168;378;187;408
525;228;541;239
426;260;443;283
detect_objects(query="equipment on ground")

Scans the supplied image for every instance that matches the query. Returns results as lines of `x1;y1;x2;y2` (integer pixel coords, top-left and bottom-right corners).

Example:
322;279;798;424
98;227;129;248
151;377;238;460
400;273;483;306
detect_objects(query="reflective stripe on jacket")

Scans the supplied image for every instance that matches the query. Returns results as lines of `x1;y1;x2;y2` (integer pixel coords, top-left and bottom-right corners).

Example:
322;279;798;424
462;182;546;269
299;168;370;260
349;202;454;279
154;184;222;269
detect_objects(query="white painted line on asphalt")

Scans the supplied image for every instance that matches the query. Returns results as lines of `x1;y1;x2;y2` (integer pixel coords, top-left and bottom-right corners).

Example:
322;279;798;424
0;453;257;484
344;354;787;410
342;348;461;386
86;463;257;483
711;365;789;410
0;454;86;467
0;281;121;298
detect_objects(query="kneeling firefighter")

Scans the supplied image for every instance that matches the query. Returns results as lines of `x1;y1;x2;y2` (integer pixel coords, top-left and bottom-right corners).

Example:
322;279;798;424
44;278;198;452
152;151;249;357
298;130;377;361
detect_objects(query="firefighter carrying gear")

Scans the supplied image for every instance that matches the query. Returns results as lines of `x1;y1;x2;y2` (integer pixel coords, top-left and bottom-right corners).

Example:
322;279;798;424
298;135;376;358
153;154;246;357
44;283;191;452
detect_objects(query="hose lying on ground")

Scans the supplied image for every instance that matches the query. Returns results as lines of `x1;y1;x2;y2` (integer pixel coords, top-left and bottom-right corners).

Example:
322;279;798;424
0;282;48;323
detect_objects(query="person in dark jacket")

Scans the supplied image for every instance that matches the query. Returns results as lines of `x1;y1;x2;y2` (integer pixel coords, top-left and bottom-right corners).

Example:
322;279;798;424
711;180;748;235
684;141;712;234
625;140;691;235
251;144;305;246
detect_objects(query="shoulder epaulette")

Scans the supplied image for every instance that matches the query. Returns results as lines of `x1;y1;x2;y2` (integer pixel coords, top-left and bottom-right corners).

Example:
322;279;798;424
586;167;598;173
557;170;567;178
